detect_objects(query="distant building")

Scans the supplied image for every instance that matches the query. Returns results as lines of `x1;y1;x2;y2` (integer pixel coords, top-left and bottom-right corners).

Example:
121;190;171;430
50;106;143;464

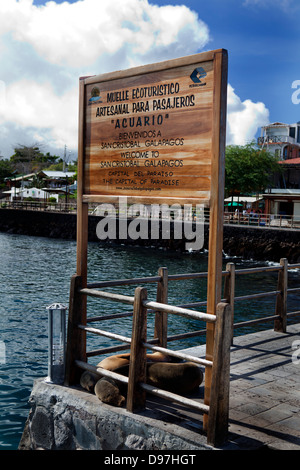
3;186;57;202
257;121;300;160
2;170;76;202
37;170;76;199
37;170;76;189
4;173;36;190
258;122;300;220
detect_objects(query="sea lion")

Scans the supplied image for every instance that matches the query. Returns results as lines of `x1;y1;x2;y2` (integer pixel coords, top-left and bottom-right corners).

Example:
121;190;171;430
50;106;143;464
80;370;98;393
97;353;131;371
94;377;125;407
80;353;203;406
97;351;171;371
146;362;203;395
109;362;203;394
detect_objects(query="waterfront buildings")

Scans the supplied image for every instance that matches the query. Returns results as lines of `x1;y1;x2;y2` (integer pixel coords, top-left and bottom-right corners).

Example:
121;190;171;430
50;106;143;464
258;122;300;219
258;121;300;160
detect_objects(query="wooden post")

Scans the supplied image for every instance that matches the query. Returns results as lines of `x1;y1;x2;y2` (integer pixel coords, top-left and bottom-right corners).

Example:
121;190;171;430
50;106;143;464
76;78;89;288
76;202;89;286
207;302;231;447
274;258;288;333
64;274;87;386
154;267;168;348
223;262;235;343
204;49;228;431
64;78;89;387
127;287;148;412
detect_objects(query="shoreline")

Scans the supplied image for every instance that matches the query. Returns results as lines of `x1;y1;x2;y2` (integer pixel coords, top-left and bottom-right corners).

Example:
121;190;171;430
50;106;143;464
0;208;299;263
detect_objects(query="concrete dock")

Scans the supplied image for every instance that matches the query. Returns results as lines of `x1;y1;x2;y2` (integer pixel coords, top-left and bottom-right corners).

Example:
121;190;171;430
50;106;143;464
228;323;300;449
20;323;300;450
181;322;300;449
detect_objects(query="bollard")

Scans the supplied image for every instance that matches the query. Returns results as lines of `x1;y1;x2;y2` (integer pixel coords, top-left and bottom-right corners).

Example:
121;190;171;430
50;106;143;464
46;303;67;384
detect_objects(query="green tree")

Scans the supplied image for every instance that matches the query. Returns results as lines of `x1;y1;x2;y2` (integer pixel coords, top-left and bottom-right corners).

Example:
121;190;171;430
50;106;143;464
44;159;77;176
225;143;281;197
29;174;45;189
44;160;64;171
10;145;60;173
0;159;14;189
67;160;78;173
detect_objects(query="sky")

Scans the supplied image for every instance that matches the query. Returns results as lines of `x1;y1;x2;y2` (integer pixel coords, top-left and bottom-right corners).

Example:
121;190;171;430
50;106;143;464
0;0;299;161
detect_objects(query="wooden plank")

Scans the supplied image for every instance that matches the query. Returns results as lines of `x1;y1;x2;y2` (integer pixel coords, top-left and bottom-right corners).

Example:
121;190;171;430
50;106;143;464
78;324;132;344
66;80;89;387
76;202;88;283
234;291;280;301
64;275;86;386
143;342;213;367
223;262;235;343
87;276;161;288
79;287;135;305
234;315;280;328
77;78;89;286
204;49;228;431
141;382;210;414
75;359;129;385
82;194;209;205
235;266;283;275
143;300;216;323
274;258;288;333
86;311;133;323
127;287;148;412
154;267;168;348
87;345;130;357
84;50;217;85
207;302;231;447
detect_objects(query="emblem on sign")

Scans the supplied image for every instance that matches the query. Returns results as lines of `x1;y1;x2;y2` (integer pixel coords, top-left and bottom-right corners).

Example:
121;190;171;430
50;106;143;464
89;87;102;103
190;67;207;86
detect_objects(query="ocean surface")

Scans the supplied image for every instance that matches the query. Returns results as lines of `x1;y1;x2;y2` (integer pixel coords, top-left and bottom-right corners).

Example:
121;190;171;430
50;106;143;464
0;231;299;450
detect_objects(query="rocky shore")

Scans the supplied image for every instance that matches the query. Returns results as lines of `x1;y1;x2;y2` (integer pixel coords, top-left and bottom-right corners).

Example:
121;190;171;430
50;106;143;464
0;208;299;263
222;225;300;263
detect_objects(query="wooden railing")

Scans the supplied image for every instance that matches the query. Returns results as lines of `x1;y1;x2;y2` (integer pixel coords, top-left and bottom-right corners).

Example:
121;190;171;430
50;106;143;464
64;259;299;447
224;259;300;337
65;273;231;447
83;259;299;354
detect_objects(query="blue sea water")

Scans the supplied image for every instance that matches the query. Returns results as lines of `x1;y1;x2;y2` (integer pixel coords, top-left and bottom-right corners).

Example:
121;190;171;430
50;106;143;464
0;231;299;450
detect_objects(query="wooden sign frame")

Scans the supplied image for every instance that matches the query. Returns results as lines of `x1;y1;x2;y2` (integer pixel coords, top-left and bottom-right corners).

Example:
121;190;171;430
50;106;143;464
78;49;227;207
77;49;227;352
77;48;227;284
76;49;227;428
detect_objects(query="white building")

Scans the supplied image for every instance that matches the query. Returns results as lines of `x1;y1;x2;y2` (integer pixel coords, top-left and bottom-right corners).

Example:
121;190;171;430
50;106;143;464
258;122;300;220
3;187;58;202
257;121;300;160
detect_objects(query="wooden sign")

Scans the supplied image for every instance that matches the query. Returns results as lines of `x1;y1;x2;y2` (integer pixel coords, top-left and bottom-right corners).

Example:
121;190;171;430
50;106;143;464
78;49;228;206
75;50;228;430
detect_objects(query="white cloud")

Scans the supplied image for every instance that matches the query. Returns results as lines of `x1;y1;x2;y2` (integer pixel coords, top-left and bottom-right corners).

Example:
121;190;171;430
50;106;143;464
0;79;78;152
0;0;210;157
0;0;209;68
226;84;269;145
0;0;270;158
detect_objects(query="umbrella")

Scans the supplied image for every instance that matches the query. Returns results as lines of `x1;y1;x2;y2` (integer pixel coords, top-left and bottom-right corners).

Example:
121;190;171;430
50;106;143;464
225;201;243;207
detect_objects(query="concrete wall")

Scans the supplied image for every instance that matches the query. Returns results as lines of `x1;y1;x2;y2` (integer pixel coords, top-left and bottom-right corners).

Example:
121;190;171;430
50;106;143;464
19;379;212;450
222;223;300;263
